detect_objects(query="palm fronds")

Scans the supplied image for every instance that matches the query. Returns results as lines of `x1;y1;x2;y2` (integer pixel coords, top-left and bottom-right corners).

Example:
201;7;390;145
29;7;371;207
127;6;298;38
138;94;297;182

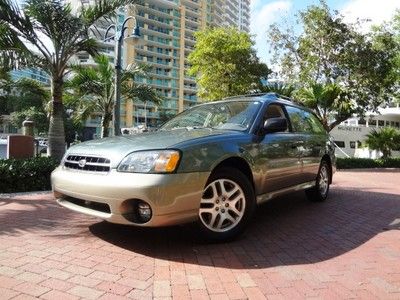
0;0;137;159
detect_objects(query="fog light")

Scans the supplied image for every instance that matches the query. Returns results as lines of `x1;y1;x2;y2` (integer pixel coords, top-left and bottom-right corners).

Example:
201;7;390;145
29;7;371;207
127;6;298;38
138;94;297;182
137;201;152;222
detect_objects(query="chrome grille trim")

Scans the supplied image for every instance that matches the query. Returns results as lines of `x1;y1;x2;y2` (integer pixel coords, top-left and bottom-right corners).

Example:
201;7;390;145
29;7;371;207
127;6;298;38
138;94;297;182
64;155;111;172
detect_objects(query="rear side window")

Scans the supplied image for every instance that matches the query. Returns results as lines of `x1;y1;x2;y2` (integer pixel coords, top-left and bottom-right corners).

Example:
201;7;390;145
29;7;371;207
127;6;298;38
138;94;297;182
285;106;325;134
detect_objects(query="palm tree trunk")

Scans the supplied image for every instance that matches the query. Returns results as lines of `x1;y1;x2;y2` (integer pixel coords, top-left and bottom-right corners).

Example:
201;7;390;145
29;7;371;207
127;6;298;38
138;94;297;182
101;112;112;138
382;149;391;159
48;76;65;162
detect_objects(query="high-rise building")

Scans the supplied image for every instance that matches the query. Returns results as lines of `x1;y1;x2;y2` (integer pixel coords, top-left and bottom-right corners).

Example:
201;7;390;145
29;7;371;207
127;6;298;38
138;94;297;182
69;0;250;133
10;69;50;85
215;0;250;32
123;0;250;129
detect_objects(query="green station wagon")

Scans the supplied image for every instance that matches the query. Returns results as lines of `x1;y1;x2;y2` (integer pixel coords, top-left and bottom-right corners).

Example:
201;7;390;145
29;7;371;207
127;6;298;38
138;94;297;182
52;93;335;240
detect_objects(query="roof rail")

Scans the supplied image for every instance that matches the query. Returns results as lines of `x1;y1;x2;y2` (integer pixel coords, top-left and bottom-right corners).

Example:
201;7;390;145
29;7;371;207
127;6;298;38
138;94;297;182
268;93;306;107
276;94;292;101
222;92;274;100
222;92;305;107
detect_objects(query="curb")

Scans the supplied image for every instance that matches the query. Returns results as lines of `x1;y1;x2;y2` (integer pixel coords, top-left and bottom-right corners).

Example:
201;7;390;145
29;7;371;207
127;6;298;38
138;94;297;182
0;191;52;198
338;168;400;172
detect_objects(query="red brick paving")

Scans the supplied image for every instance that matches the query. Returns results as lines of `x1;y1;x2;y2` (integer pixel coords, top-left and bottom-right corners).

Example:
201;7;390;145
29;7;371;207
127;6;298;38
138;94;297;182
0;170;399;299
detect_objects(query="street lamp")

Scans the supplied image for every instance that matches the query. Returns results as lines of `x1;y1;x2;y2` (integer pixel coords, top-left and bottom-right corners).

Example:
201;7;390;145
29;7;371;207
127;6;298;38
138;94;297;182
104;16;143;136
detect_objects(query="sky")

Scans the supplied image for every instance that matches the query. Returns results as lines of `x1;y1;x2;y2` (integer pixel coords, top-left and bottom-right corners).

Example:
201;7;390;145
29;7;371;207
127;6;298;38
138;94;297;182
250;0;400;64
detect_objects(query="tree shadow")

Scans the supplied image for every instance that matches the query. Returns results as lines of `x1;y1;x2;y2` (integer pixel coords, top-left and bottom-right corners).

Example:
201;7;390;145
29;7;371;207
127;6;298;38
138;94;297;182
89;187;400;269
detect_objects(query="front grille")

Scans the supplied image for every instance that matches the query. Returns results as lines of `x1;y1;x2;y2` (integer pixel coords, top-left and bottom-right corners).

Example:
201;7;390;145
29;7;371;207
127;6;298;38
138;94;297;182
64;155;111;172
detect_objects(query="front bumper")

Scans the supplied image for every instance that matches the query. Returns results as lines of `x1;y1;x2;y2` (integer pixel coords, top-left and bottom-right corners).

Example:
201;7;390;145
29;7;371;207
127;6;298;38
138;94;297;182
51;167;210;226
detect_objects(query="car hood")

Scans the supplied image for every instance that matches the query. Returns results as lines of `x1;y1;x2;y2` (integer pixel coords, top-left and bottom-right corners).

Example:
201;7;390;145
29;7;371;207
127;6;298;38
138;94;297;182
66;128;235;168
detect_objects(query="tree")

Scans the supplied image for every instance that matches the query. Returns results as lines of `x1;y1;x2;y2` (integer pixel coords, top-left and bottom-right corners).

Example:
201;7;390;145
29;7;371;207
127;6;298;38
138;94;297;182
371;10;400;103
0;0;136;161
365;127;400;159
7;78;49;112
0;69;11;116
293;83;352;131
10;106;48;133
259;82;296;98
268;1;398;125
188;27;271;101
0;77;50;133
66;54;161;138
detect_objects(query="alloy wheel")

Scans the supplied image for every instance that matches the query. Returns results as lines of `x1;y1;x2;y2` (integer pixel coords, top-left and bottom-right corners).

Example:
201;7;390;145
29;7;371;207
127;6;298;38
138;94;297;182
199;179;246;233
318;165;329;196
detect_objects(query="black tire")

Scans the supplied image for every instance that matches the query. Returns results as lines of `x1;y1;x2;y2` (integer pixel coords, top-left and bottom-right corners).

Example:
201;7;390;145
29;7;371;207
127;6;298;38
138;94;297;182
197;167;255;241
305;160;331;202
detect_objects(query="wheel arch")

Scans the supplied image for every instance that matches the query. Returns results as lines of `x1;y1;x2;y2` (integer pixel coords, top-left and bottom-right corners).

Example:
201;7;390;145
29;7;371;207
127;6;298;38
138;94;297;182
210;156;255;190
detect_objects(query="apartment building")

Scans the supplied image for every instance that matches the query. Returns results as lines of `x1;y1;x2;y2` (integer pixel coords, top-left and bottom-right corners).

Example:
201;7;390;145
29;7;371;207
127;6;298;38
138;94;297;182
123;0;251;129
69;0;250;135
10;69;50;86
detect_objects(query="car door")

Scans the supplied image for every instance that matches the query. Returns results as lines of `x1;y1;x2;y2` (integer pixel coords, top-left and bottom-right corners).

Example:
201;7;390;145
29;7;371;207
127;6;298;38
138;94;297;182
284;105;325;183
255;104;303;194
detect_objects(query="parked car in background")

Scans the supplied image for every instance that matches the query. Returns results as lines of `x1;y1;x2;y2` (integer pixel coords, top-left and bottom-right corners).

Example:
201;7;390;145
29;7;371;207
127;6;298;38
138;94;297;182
52;93;335;240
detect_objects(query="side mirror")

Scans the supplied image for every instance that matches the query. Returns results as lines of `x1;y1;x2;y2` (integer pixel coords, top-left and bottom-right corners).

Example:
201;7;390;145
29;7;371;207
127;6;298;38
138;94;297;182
263;117;288;134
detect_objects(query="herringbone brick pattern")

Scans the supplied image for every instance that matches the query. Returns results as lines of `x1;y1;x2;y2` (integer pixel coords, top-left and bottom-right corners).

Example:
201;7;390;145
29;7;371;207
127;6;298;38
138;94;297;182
0;170;399;299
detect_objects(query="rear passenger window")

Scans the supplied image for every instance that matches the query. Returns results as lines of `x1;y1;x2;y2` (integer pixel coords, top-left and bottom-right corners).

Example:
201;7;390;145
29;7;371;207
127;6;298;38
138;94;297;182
285;106;325;134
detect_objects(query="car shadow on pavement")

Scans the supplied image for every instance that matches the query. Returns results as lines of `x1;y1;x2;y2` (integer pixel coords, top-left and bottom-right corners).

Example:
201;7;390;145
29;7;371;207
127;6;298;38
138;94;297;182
89;187;400;269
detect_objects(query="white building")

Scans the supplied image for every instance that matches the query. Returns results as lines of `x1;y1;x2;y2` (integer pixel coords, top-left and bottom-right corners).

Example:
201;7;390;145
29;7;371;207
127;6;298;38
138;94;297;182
330;103;400;158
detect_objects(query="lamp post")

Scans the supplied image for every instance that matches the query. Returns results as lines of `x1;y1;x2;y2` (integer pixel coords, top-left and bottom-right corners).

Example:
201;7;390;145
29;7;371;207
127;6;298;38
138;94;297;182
104;16;142;136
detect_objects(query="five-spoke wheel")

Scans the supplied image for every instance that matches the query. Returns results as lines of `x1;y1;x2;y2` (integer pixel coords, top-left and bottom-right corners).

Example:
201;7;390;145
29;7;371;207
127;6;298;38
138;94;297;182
198;167;255;241
199;179;246;232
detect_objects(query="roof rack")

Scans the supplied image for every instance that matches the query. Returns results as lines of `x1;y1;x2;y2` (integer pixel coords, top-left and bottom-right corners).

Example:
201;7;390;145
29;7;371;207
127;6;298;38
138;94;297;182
223;92;274;100
275;94;292;101
223;92;297;101
221;92;306;107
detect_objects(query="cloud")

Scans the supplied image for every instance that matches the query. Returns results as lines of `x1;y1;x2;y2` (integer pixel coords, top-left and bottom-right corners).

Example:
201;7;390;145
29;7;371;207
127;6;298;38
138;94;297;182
341;0;400;31
250;1;292;63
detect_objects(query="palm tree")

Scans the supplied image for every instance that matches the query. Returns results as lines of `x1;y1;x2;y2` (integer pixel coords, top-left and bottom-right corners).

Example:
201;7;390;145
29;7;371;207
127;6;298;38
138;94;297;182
365;127;400;159
66;54;162;138
0;0;136;161
0;71;50;133
293;83;353;132
259;82;296;98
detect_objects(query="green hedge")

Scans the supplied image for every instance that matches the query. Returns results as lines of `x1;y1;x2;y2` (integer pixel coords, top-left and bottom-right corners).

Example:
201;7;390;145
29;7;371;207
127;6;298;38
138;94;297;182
337;157;400;169
0;157;59;193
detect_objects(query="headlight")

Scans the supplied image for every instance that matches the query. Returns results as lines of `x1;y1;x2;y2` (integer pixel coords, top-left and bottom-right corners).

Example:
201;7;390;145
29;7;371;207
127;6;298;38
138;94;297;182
117;150;181;173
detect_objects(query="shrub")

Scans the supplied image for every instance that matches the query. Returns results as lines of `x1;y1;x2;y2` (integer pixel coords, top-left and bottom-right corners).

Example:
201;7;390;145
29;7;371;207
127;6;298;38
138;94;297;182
337;157;400;169
0;157;59;193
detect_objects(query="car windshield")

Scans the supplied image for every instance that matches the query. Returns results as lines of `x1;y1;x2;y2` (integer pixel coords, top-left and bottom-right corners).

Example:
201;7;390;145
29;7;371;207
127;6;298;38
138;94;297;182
160;101;261;132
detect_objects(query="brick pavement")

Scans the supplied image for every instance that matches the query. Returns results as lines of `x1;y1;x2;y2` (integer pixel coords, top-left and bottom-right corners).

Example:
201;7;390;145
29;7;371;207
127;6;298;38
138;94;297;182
0;170;399;299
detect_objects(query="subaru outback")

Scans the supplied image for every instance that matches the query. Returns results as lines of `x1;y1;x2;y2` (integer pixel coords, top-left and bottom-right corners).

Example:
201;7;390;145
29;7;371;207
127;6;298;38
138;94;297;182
52;93;335;240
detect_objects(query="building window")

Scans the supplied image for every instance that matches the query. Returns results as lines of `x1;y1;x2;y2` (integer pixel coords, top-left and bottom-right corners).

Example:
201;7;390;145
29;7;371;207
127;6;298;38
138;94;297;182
334;141;345;148
350;141;362;149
